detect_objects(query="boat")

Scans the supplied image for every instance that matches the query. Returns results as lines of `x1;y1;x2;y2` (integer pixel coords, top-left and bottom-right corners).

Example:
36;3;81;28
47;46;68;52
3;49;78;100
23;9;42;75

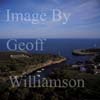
37;74;40;77
37;70;41;73
41;68;45;71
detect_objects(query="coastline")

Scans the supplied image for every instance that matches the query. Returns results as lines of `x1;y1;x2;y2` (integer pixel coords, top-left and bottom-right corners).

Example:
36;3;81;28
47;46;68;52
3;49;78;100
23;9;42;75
72;48;100;56
0;57;66;82
19;58;66;77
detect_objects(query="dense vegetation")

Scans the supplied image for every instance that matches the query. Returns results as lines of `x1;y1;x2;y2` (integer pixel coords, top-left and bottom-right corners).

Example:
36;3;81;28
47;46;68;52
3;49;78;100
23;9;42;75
0;63;100;100
0;51;100;100
93;54;100;63
0;51;63;77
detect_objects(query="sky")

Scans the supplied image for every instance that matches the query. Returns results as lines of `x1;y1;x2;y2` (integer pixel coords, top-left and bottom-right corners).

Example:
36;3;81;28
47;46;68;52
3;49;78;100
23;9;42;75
0;0;100;38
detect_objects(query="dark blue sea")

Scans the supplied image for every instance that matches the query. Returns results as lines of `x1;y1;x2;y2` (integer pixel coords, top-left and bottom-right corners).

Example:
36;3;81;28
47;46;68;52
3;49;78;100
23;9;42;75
0;39;100;64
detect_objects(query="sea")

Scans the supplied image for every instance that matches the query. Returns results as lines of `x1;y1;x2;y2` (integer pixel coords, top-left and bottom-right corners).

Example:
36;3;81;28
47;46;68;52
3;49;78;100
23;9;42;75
0;39;100;79
0;38;100;63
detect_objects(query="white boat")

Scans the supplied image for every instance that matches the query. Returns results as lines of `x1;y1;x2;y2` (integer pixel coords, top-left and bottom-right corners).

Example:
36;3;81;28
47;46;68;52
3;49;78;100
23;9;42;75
37;74;40;77
41;68;45;71
37;70;41;73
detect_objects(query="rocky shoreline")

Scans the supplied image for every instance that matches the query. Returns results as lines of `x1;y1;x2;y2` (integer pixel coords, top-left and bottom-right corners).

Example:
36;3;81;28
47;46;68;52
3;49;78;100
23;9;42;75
20;58;66;77
0;57;66;82
72;48;100;56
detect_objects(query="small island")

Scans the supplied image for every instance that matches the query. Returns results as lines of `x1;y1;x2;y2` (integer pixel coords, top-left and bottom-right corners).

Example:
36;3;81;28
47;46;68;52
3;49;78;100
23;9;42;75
72;48;100;56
